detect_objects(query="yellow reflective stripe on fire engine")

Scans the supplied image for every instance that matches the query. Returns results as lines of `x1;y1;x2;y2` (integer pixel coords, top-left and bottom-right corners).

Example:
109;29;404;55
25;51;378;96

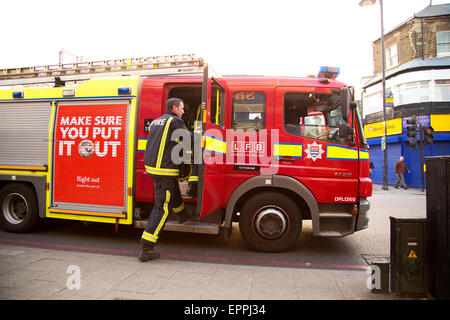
188;175;198;182
0;77;139;101
145;165;179;176
138;136;180;152
156;116;174;169
274;143;303;158
204;135;226;154
326;145;369;160
0;165;47;171
173;202;184;213
138;139;147;152
359;149;369;160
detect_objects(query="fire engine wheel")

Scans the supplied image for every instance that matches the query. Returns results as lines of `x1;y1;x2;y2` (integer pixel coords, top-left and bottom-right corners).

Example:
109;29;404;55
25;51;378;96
239;192;302;252
0;183;39;233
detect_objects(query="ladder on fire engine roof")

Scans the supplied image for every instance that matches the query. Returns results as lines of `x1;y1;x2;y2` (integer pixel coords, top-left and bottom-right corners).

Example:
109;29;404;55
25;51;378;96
0;54;205;86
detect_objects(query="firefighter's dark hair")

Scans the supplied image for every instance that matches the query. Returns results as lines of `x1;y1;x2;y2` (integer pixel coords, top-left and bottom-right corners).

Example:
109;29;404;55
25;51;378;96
166;98;183;113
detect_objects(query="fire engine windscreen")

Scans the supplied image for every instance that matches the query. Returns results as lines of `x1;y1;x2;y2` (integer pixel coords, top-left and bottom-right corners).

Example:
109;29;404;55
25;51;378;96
284;92;348;144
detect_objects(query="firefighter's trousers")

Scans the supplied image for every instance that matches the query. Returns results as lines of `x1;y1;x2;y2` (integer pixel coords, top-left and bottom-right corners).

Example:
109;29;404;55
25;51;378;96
188;164;199;185
141;176;185;246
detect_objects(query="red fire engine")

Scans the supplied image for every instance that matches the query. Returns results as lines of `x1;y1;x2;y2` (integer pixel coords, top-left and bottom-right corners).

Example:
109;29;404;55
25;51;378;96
0;54;371;252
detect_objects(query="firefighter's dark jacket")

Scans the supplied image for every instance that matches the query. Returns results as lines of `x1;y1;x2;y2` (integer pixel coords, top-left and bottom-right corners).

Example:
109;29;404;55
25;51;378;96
144;111;190;177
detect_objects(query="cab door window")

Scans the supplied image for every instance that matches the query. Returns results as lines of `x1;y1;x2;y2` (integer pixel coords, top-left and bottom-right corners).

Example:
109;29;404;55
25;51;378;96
210;86;225;128
284;92;347;144
232;91;266;130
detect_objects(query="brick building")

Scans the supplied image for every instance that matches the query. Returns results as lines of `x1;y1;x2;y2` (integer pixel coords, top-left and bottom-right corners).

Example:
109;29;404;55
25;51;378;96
361;4;450;188
372;6;450;75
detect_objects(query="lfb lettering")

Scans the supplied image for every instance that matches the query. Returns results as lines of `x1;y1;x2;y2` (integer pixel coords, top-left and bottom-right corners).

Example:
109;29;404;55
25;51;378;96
66;265;81;290
233;141;265;153
366;265;381;290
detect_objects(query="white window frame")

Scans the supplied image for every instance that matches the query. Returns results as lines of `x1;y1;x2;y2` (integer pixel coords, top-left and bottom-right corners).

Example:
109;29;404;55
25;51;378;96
436;31;450;58
397;81;430;105
435;79;450;101
363;91;383;117
386;44;398;69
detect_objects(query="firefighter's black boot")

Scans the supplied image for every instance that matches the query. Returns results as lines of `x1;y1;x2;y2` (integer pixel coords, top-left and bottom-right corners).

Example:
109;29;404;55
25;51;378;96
138;243;160;262
178;208;196;224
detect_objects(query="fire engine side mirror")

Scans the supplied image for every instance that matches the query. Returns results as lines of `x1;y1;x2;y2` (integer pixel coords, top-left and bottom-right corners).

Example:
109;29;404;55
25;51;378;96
340;87;356;122
339;122;355;139
339;122;356;146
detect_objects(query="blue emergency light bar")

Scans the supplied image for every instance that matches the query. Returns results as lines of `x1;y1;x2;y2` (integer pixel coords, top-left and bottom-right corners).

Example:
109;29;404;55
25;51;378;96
118;87;132;95
317;66;340;80
13;91;24;99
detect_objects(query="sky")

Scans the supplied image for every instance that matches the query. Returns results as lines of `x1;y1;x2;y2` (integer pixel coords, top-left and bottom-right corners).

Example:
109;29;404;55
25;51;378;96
1;0;448;93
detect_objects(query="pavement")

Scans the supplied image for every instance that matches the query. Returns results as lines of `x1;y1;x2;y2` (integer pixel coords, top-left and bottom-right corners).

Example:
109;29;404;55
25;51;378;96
1;184;427;301
0;244;410;300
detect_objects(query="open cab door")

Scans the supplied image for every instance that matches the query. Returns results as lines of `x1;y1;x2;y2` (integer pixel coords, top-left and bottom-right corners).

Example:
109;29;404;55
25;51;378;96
196;65;228;218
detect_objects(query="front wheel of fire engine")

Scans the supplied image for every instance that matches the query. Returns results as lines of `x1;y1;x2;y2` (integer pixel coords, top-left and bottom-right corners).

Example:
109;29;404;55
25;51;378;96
239;192;302;252
0;183;39;233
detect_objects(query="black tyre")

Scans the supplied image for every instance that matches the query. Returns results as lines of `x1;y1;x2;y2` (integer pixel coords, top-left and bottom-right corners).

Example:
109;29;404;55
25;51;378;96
239;191;302;252
0;183;39;233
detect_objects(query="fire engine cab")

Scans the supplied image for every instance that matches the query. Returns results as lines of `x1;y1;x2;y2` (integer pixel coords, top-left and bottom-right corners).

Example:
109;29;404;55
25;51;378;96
0;54;372;252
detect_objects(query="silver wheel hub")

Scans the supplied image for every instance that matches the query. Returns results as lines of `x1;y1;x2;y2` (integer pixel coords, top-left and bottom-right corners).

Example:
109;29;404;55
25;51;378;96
254;206;288;239
2;193;28;224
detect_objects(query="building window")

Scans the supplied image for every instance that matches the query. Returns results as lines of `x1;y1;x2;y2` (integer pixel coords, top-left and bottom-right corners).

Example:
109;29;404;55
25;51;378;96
436;31;450;57
397;81;430;105
435;80;450;101
364;92;383;116
386;44;398;69
232;92;266;130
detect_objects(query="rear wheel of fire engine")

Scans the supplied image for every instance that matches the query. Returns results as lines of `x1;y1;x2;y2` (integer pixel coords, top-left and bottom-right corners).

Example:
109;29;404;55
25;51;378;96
0;183;39;233
239;192;302;252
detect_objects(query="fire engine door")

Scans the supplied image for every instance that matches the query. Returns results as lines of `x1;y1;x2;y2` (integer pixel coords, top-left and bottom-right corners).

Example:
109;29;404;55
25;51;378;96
197;67;227;217
274;87;359;204
50;100;131;218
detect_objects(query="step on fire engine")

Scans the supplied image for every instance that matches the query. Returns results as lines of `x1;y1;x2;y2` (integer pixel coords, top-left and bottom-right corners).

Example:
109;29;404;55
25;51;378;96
0;54;372;252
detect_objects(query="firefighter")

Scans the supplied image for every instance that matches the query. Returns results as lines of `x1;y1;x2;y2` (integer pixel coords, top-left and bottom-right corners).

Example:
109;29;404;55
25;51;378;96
139;97;195;262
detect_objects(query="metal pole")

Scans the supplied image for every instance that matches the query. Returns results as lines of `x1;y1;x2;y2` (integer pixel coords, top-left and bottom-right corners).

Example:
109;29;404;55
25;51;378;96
420;124;425;192
421;18;425;60
380;0;389;190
